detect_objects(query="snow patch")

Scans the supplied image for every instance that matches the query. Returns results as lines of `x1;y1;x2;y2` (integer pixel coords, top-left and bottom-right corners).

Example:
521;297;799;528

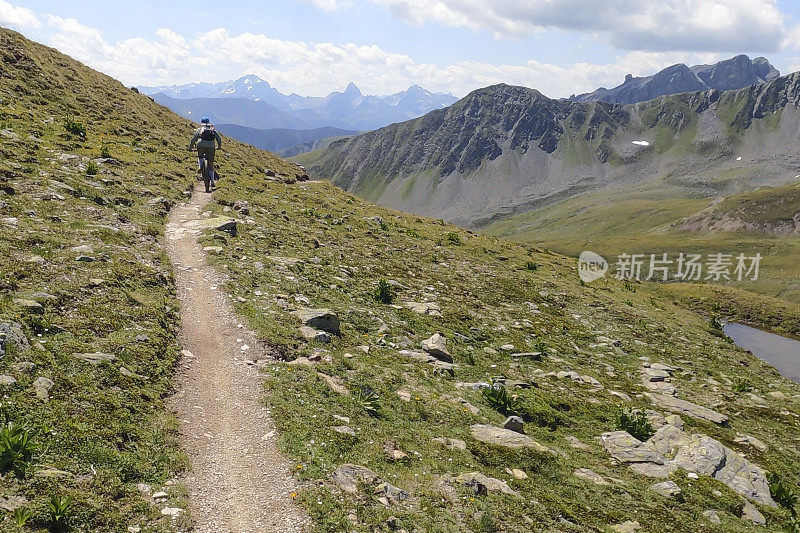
736;157;742;161
632;140;650;146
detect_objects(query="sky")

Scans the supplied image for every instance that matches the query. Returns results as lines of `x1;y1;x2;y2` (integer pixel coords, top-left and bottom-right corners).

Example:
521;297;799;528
3;0;800;98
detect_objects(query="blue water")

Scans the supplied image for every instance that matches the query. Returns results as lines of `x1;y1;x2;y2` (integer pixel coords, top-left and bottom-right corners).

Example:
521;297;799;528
723;323;800;383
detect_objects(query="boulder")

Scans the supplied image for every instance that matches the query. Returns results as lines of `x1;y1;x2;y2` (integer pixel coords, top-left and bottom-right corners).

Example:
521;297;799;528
292;309;340;334
741;501;765;525
648;480;681;497
470;425;555;454
33;376;54;402
0;321;29;357
702;510;721;525
0;375;17;386
450;472;520;498
421;333;452;362
12;299;43;314
330;464;379;494
299;326;331;343
502;416;524;434
650;394;728;425
598;431;666;465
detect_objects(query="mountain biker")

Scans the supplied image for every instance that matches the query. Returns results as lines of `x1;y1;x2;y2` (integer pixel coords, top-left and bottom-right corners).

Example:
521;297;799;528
189;117;222;188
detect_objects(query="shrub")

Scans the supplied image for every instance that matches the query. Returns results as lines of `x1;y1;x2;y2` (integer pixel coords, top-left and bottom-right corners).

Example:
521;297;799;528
525;261;539;271
787;516;800;532
709;316;724;331
481;382;523;417
615;408;654;441
372;279;395;304
13;507;31;527
86;161;98;175
63;116;86;139
444;232;462;245
733;378;753;393
769;473;798;513
354;387;380;417
100;144;111;158
0;422;41;478
47;495;75;531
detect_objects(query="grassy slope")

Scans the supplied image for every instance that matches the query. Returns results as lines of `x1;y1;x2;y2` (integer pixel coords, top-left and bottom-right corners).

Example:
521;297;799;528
202;169;800;531
484;182;800;305
0;28;300;531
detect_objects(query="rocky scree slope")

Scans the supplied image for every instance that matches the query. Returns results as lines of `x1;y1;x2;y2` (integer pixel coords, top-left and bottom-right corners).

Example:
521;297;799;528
200;165;800;530
297;73;800;228
0;27;302;532
571;54;779;104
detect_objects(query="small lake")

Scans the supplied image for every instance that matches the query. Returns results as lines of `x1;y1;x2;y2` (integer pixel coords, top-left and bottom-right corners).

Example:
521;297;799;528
723;323;800;383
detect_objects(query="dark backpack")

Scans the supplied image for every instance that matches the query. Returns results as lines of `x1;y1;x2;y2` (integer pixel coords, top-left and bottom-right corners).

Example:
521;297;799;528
200;125;216;141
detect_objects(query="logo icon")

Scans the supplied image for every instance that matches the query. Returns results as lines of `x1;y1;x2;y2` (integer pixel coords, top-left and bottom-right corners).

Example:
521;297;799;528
578;251;608;283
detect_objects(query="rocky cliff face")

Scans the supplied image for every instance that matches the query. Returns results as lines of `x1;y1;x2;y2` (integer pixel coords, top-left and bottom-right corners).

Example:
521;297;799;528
572;55;779;104
297;72;800;228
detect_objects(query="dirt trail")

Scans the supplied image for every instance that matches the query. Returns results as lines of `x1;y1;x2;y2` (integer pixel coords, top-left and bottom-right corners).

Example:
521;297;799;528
165;184;310;532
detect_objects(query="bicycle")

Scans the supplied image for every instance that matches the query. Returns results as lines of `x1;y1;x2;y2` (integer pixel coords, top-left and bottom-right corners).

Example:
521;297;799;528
199;152;212;193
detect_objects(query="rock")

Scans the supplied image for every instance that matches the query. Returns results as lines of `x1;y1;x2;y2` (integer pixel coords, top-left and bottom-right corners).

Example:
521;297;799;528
0;495;28;512
503;416;525;434
233;200;249;215
650;393;729;425
741;501;765;525
76;255;96;262
702;510;721;525
470;425;555;454
12;299;43;314
33;376;54;402
648;480;681;497
404;301;442;317
161;507;183;518
450;472;521;498
505;468;528;480
0;321;29;357
71;244;94;254
421;333;452;362
396;390;412;402
74;352;116;364
330;464;379;494
565;436;588;450
333;426;356;436
375;482;409;504
293;309;340;335
398;350;454;375
432;437;467;450
299;326;331;343
152;491;168;500
499;344;515;351
510;352;542;360
13;362;35;374
733;434;767;452
0;375;17;386
573;468;608;485
599;431;667;465
203;246;223;254
383;441;409;461
610;521;641;532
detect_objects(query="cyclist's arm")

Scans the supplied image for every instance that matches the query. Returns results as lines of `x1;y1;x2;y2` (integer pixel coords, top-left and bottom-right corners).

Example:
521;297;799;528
188;130;200;150
214;131;222;149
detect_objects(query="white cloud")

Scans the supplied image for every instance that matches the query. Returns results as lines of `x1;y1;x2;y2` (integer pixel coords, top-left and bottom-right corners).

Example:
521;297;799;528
37;16;728;98
0;0;40;28
365;0;787;53
299;0;352;11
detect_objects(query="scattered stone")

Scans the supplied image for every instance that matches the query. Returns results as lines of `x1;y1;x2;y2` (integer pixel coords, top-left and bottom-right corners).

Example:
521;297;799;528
0;321;29;357
383;441;409;461
33;376;54;402
650;394;729;425
470;425;555;454
292;308;340;335
599;431;667;465
161;507;183;518
702;510;721;525
450;472;520;498
432;437;467;451
610;520;641;532
565;436;588;450
396;390;412;402
510;352;542;360
0;375;16;386
330;464;379;494
13;362;35;374
733;434;767;452
333;426;356;436
12;299;43;314
404;301;442;317
503;416;525;434
648;480;681;497
506;468;528;480
299;326;331;343
203;246;223;254
608;390;632;402
73;352;116;364
398;350;454;375
574;468;608;485
152;491;168;500
421;333;452;362
741;501;765;525
0;495;28;512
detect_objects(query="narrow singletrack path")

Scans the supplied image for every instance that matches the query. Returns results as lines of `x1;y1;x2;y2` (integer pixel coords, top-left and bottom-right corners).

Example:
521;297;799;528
165;184;310;532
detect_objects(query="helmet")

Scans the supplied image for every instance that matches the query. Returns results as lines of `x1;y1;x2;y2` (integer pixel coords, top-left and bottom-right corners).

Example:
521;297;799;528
201;117;210;124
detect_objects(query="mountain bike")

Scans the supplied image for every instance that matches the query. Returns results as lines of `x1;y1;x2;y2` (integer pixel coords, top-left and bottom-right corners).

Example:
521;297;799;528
199;153;212;193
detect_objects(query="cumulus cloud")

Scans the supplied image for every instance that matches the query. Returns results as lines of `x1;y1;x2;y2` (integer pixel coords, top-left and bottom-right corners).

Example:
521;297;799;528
367;0;787;53
37;15;726;98
0;0;40;28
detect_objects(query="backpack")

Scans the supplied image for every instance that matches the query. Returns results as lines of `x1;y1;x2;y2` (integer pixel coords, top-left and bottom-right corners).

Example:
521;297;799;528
200;125;216;141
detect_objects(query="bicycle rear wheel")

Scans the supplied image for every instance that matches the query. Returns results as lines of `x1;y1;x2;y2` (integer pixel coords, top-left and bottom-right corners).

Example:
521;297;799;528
202;158;211;193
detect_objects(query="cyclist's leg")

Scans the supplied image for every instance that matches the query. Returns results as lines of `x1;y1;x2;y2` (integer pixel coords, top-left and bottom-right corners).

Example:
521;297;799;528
207;148;217;183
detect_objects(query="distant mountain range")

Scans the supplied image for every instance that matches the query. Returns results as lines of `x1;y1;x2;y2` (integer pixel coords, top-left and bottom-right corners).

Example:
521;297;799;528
570;54;779;104
140;76;458;131
295;56;797;229
214;124;359;157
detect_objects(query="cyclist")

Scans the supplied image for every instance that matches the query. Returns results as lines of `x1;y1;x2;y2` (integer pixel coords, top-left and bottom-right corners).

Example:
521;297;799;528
189;117;222;188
